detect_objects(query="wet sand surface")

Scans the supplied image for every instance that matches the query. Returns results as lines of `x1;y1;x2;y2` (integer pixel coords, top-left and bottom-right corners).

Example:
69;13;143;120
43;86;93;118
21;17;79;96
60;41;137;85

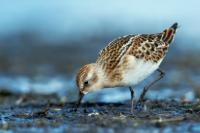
0;94;200;133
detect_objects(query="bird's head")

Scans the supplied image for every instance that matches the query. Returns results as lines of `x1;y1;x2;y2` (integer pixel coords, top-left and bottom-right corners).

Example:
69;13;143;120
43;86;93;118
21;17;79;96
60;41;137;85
75;63;104;108
76;63;103;93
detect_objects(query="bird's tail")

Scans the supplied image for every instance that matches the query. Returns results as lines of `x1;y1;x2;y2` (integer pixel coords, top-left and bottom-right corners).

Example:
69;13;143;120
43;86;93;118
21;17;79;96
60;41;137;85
161;22;178;44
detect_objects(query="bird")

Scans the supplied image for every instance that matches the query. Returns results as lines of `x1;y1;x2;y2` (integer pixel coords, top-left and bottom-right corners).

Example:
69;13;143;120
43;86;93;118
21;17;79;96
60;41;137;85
76;23;178;113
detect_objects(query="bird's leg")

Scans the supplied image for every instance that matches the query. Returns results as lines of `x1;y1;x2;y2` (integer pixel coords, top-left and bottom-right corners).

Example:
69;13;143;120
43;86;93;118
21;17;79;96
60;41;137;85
129;87;134;113
135;69;165;111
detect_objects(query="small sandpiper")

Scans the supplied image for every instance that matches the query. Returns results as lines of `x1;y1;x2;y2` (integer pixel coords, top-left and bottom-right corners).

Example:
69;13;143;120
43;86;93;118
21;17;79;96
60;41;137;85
76;23;178;113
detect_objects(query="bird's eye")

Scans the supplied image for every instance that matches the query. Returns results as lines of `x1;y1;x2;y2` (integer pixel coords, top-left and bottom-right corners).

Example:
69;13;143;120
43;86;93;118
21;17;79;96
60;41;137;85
84;81;89;86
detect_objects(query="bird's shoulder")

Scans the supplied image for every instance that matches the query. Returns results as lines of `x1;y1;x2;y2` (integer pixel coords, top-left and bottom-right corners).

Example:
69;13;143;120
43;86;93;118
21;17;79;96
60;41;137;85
96;34;135;65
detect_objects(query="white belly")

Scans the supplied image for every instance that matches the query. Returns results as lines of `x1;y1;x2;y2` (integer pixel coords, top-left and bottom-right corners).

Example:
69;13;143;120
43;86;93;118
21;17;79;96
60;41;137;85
122;56;163;86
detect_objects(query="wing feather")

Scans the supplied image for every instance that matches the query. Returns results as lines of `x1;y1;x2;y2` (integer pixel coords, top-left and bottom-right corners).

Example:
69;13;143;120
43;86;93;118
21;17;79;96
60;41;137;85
96;32;170;73
96;35;136;71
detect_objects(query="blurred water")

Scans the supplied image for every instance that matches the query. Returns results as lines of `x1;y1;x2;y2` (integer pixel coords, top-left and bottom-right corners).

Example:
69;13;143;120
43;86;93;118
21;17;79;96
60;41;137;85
0;68;197;102
0;75;73;96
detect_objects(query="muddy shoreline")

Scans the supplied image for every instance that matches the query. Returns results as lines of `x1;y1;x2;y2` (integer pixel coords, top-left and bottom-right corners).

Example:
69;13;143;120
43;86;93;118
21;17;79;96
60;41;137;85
0;94;199;133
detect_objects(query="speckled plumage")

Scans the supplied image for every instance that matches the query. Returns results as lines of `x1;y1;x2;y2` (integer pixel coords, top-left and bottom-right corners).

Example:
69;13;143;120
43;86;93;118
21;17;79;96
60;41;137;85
76;23;178;93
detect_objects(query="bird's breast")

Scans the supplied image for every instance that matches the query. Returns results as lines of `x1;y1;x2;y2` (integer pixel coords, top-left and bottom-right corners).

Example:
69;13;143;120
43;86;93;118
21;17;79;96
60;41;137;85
121;55;163;86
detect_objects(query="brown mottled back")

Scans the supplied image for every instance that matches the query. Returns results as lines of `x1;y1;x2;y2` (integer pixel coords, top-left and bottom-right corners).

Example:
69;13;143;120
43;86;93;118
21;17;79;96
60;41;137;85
128;34;168;62
96;35;135;72
96;23;178;75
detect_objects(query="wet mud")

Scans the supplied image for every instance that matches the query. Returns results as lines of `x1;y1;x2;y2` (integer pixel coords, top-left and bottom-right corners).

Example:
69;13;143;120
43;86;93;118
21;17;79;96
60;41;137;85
0;94;200;133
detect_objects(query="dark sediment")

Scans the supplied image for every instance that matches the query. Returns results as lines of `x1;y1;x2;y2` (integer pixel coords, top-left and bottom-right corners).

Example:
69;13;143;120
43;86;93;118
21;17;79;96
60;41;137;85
0;94;200;133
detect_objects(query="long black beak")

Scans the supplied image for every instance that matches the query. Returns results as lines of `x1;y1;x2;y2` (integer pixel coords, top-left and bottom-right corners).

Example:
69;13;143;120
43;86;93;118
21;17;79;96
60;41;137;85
75;91;84;111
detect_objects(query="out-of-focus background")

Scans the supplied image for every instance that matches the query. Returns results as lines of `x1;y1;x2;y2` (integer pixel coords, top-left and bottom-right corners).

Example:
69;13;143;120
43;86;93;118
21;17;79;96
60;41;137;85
0;0;200;102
